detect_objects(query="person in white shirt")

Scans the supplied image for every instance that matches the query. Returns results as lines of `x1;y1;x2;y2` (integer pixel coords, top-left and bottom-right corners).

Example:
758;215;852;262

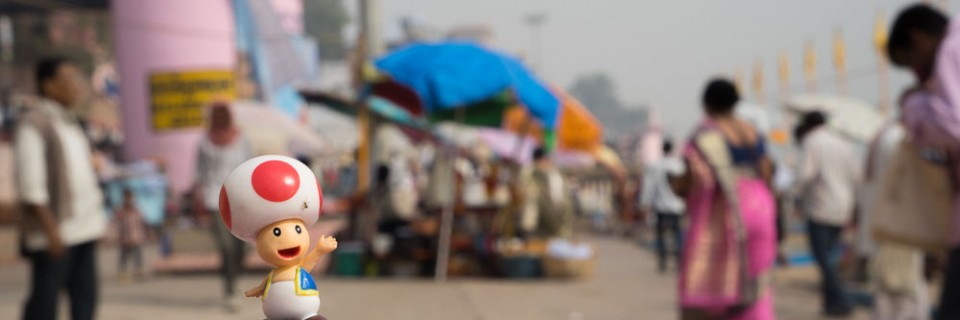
794;111;862;317
194;102;253;312
862;90;931;320
640;140;686;272
15;57;107;320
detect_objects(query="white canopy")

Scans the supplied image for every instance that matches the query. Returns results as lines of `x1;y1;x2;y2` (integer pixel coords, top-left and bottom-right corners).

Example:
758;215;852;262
784;95;886;142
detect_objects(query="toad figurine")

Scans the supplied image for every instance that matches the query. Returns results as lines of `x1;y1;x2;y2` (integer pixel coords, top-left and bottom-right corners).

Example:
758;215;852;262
218;155;336;320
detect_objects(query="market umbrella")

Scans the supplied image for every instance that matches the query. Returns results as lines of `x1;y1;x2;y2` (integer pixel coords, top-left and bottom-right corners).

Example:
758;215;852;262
503;88;603;152
369;79;425;117
784;94;885;142
374;41;560;129
375;42;561;282
231;100;325;156
300;86;430;130
426;90;515;127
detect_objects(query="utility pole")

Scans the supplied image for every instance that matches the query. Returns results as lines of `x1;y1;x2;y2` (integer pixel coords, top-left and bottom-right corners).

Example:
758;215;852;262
355;0;384;195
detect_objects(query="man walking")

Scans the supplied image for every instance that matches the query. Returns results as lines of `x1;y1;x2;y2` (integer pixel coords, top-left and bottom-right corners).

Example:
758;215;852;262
15;57;107;320
640;140;686;272
887;5;960;318
794;111;862;318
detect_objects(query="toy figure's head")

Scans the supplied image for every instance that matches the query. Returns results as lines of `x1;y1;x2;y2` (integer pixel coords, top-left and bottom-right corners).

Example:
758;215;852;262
218;155;324;266
256;218;312;266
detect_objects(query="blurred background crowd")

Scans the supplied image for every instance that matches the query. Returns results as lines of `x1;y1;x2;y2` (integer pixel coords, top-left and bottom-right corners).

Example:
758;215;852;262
0;0;959;319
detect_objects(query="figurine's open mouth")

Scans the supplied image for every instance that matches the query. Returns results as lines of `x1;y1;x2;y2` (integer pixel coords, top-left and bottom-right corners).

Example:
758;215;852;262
277;246;301;258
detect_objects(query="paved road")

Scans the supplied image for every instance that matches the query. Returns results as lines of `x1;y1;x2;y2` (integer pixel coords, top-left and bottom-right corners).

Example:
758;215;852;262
0;234;869;320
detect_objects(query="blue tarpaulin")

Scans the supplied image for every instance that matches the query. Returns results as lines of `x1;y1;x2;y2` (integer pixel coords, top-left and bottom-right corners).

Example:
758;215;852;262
375;42;560;128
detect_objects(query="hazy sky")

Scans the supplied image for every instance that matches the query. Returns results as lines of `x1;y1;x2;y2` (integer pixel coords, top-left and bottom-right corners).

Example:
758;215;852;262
361;0;951;136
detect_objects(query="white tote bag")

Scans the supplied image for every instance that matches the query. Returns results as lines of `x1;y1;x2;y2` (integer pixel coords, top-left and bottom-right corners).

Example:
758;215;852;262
871;140;953;253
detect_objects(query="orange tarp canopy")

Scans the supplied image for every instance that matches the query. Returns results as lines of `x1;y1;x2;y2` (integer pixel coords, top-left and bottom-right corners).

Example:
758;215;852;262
503;89;603;153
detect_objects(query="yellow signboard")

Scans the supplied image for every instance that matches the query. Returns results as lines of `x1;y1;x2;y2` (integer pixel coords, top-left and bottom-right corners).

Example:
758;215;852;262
150;70;235;131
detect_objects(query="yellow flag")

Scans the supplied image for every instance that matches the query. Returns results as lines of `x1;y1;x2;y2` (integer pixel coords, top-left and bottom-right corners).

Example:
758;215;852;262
833;29;846;73
804;41;816;80
778;51;790;85
753;59;764;96
733;66;745;94
874;12;888;57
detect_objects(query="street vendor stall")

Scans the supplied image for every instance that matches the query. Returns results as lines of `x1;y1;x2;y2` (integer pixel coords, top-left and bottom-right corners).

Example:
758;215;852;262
301;40;609;281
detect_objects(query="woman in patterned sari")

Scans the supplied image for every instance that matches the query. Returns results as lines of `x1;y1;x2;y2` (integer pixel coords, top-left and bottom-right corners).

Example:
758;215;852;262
675;79;778;319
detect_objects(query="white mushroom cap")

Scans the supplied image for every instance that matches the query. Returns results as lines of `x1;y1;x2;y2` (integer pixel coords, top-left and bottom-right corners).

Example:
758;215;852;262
218;155;323;242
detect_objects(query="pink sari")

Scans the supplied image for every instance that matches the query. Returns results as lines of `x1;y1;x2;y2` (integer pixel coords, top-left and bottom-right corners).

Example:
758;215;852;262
680;123;778;319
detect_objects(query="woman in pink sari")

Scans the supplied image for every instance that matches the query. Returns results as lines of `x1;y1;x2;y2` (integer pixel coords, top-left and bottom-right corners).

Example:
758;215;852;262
676;79;778;319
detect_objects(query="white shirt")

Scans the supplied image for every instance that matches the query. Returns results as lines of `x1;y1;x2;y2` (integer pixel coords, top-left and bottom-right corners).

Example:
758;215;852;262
15;99;106;250
640;157;686;214
795;128;862;226
196;135;253;211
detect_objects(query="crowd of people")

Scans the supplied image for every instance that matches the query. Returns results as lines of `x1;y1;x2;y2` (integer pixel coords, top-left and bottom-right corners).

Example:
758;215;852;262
634;4;960;320
10;2;960;320
8;55;590;318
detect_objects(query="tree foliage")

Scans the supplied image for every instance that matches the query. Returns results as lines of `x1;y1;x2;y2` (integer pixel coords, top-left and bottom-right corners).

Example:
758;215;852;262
568;72;647;135
568;73;622;110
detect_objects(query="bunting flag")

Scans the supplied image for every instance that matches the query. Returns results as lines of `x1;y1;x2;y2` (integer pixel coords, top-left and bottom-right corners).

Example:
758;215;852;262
834;29;848;95
803;41;817;92
733;66;745;94
752;59;764;103
874;12;888;58
833;29;847;74
778;51;790;85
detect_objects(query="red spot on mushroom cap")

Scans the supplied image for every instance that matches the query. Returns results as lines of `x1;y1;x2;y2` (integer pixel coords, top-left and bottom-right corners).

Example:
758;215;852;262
251;160;300;202
219;185;232;229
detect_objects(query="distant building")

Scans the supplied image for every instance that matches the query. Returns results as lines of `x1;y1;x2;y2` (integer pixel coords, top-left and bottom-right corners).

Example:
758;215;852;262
593;105;649;137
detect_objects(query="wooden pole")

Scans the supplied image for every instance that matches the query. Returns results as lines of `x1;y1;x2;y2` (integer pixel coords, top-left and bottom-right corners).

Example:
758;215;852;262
357;101;370;192
434;150;454;282
837;71;847;96
435;107;466;282
355;0;372;194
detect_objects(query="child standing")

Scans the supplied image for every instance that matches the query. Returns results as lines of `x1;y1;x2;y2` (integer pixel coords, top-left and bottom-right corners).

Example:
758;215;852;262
115;189;146;282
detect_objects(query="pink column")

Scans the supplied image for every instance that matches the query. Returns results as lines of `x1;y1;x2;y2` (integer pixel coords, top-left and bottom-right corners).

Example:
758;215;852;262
114;0;236;193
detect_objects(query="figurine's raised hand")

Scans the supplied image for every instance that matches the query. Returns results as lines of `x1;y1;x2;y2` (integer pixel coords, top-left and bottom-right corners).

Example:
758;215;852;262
317;235;338;253
301;235;338;271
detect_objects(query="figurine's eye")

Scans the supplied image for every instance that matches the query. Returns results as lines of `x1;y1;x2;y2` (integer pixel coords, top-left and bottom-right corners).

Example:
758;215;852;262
295;225;302;234
273;227;281;237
